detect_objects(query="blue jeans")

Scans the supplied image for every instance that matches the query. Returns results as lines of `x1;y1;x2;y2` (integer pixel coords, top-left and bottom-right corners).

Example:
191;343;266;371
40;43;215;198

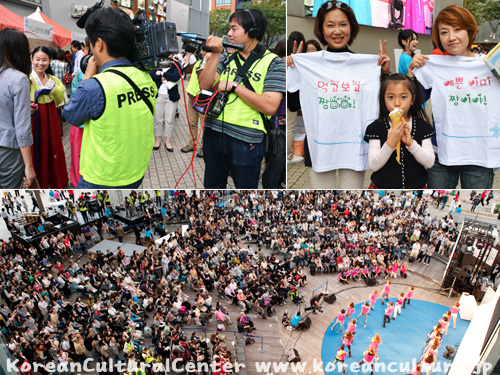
427;157;494;189
76;176;144;189
203;128;264;188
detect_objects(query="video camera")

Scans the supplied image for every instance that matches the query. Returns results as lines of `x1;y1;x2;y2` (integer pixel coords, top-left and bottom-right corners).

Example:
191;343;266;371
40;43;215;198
77;0;179;72
129;10;179;70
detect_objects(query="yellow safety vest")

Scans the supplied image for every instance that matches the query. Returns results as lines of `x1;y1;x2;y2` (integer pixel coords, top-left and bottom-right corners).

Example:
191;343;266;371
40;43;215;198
210;50;278;133
186;59;203;96
80;66;157;186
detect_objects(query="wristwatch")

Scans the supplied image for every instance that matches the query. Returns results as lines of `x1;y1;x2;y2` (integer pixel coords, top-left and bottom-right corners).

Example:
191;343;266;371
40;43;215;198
230;81;238;93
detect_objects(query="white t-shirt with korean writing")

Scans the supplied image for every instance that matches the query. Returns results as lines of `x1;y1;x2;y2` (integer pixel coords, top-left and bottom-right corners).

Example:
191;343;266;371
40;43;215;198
414;55;500;168
287;52;381;172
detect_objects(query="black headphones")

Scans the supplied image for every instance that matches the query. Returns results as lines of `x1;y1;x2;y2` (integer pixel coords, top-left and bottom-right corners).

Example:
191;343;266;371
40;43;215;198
244;9;259;39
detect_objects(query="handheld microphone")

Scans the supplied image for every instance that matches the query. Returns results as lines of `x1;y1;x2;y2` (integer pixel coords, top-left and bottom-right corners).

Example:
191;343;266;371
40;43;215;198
76;0;104;29
177;32;245;51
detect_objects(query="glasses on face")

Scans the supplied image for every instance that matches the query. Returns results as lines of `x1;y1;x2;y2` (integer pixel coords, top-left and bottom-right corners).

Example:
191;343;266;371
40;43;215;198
320;1;349;11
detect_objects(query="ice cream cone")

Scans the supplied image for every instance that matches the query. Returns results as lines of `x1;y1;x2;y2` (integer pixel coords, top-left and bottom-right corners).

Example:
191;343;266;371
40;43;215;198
389;108;404;164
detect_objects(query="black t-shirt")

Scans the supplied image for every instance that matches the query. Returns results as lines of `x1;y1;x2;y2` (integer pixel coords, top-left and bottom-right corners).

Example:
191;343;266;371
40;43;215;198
310;294;322;306
364;117;435;188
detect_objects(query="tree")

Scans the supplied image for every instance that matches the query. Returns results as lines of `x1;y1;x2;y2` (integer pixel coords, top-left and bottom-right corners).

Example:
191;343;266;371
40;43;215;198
209;8;231;37
480;0;500;22
464;0;500;25
209;1;285;49
242;0;286;49
464;0;487;25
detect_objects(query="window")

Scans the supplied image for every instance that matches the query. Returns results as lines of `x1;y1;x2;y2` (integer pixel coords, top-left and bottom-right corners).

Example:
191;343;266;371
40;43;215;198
215;0;231;6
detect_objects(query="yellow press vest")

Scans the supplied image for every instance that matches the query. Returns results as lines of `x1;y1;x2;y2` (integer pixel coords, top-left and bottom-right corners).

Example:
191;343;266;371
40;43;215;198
186;59;203;96
209;50;278;133
80;66;157;186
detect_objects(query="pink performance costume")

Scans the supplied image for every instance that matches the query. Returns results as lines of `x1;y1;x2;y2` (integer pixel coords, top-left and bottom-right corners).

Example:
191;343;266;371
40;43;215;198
331;310;346;333
405;0;426;34
369;292;378;309
381;283;391;304
404;288;414;308
357;304;371;327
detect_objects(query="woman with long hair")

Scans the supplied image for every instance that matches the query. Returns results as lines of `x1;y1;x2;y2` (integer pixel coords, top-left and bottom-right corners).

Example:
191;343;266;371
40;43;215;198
30;46;68;188
0;29;36;188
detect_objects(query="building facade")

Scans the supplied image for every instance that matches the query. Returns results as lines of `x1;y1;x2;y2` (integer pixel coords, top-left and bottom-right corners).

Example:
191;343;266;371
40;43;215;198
211;0;254;13
0;0;42;17
1;0;208;45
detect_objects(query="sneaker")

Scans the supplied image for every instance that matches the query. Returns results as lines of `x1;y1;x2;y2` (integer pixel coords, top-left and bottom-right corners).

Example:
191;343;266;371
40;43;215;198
287;155;304;164
181;145;194;153
196;150;204;158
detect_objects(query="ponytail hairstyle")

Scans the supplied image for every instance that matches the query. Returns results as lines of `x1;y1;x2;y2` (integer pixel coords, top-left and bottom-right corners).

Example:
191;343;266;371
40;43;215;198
378;73;430;123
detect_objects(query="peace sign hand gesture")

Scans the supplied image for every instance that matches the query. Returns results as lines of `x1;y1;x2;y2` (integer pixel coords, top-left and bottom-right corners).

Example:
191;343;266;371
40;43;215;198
377;39;391;74
287;40;304;68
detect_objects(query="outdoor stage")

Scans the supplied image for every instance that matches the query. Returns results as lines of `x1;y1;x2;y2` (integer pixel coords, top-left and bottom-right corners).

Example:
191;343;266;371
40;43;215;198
87;239;146;257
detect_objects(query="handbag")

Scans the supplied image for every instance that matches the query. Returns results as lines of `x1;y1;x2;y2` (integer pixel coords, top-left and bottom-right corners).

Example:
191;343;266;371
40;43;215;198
57;91;70;108
191;89;225;116
262;116;285;158
63;73;73;85
62;62;73;85
191;53;239;116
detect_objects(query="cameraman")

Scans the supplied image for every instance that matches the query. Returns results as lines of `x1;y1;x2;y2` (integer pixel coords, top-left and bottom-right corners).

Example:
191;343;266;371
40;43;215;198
63;7;157;188
199;8;285;189
310;292;324;314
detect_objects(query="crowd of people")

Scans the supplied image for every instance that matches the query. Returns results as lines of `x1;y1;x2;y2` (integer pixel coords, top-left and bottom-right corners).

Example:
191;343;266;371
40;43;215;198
0;189;475;375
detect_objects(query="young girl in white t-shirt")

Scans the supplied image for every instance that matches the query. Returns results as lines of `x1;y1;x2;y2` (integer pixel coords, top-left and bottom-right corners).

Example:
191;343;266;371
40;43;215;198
364;74;435;188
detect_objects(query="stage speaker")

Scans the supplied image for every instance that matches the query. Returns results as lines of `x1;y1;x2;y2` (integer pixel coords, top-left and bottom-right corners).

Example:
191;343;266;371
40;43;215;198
302;317;312;329
461;253;476;266
456;265;473;281
288;348;301;363
324;293;337;304
365;277;377;286
443;346;455;360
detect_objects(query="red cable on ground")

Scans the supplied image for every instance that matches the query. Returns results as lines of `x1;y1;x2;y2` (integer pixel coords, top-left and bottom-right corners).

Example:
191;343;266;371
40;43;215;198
175;90;218;189
170;62;198;188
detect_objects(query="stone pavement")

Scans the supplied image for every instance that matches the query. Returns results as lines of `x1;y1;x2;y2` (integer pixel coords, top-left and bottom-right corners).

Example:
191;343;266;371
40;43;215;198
288;161;500;189
62;83;243;189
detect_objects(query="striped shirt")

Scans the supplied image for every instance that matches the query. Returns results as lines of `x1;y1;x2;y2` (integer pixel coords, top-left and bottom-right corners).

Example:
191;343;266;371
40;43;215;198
50;60;67;83
205;51;286;144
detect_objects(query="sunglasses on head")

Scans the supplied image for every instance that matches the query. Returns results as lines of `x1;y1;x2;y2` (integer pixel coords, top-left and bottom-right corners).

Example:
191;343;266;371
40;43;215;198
320;1;349;10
